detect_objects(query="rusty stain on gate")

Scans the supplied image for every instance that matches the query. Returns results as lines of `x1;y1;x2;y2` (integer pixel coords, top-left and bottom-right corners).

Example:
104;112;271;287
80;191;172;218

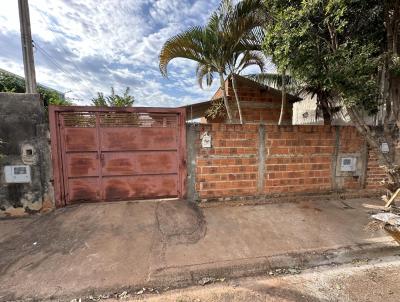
49;106;186;207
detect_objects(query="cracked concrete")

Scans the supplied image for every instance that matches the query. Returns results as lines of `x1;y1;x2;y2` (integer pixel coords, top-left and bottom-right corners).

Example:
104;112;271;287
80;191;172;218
0;197;397;301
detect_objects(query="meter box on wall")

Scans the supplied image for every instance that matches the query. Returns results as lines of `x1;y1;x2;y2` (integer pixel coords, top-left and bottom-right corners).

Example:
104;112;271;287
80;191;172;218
4;165;31;183
340;157;357;172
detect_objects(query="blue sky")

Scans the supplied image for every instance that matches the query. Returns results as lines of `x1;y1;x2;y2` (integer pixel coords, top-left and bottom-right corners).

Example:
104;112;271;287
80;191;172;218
0;0;271;106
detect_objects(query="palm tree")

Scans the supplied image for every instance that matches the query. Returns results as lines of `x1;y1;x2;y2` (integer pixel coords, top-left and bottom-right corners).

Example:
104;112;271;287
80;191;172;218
159;0;266;123
160;26;234;122
196;50;267;124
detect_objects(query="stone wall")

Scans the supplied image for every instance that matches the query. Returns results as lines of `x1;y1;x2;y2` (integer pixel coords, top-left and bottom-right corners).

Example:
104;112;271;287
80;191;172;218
0;93;53;216
187;123;385;202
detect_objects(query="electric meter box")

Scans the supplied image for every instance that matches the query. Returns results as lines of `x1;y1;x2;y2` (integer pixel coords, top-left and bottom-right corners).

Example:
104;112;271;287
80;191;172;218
4;165;31;183
340;157;357;172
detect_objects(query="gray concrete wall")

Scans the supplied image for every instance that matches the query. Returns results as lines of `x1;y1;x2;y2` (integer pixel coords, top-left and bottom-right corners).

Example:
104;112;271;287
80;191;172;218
186;123;200;202
0;93;53;216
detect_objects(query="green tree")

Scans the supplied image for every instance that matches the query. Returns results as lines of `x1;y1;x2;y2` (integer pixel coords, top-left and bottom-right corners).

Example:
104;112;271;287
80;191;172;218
0;70;72;106
159;0;265;123
262;0;400;195
91;87;135;107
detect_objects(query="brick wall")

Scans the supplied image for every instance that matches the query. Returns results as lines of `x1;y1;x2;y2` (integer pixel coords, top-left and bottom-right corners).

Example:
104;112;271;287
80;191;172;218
195;124;259;199
264;126;335;194
366;150;386;189
209;76;293;124
189;123;385;201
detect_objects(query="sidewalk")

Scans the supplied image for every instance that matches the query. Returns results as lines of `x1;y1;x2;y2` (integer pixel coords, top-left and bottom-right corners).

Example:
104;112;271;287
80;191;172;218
0;197;397;301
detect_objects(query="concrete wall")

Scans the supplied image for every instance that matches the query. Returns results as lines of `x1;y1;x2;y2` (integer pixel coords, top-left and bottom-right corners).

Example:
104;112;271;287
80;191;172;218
0;93;53;216
187;123;385;202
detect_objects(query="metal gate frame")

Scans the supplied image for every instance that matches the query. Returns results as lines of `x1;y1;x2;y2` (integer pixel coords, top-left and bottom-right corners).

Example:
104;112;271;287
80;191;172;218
49;105;187;208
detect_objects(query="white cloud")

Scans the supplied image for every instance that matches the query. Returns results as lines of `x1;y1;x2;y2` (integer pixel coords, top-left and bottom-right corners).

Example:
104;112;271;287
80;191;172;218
1;0;264;107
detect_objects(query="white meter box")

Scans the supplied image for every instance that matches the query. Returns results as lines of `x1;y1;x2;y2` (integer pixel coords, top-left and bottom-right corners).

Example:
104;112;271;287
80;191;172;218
4;165;31;183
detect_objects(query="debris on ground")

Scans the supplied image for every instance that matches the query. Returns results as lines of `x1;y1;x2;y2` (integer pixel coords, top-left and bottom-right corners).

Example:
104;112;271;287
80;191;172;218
198;277;226;286
351;258;370;266
116;291;130;299
88;294;111;301
134;287;159;296
372;213;400;225
267;267;302;276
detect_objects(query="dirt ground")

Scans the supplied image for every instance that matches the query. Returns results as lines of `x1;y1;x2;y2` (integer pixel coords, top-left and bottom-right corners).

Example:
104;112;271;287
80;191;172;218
124;256;400;302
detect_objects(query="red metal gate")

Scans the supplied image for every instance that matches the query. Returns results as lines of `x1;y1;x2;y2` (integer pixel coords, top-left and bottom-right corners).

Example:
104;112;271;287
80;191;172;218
49;106;186;207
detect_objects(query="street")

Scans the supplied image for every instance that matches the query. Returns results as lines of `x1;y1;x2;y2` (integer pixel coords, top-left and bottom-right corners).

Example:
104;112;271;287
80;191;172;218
127;256;400;302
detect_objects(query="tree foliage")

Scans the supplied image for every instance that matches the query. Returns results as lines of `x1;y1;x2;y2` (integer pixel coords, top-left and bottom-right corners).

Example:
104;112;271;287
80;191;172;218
263;0;385;124
91;87;135;107
263;0;400;194
0;70;72;106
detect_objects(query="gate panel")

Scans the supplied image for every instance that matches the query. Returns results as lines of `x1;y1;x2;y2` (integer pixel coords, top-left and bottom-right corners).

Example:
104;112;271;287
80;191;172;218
102;151;178;176
64;128;98;151
68;178;100;203
103;175;178;200
66;153;99;177
100;128;178;151
49;106;186;207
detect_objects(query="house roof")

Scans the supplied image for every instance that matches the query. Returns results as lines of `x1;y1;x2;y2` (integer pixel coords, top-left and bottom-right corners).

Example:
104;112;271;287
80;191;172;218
180;75;302;120
0;68;65;97
210;74;301;103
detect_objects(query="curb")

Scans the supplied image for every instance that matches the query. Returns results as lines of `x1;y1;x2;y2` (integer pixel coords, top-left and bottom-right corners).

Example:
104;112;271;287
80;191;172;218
8;240;399;302
147;240;399;288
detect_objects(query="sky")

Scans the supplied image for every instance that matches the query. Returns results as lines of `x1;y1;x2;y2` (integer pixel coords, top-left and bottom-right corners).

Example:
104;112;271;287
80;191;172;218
0;0;271;107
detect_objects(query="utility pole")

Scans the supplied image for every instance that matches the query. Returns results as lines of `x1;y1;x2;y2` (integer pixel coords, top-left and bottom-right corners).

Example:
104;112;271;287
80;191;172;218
18;0;37;93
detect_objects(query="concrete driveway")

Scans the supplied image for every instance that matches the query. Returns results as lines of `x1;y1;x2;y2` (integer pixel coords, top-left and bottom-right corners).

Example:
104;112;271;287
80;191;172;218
0;197;397;301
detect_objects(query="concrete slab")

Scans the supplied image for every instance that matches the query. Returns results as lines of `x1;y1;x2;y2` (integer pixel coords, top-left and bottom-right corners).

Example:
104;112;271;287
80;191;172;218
0;197;397;301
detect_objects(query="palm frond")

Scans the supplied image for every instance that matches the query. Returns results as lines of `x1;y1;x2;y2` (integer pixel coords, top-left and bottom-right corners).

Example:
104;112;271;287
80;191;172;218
246;73;295;88
159;26;215;77
237;51;267;73
196;62;216;89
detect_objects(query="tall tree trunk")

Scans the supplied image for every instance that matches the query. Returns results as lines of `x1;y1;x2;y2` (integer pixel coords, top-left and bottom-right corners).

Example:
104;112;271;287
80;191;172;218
231;74;244;124
278;70;287;125
318;94;332;125
219;72;233;123
347;106;400;194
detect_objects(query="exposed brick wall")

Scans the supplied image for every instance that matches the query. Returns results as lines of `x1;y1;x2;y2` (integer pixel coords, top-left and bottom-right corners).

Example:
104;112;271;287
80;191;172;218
337;127;366;190
366;150;386;190
195;124;259;199
191;124;384;201
209;76;293;124
264;126;335;194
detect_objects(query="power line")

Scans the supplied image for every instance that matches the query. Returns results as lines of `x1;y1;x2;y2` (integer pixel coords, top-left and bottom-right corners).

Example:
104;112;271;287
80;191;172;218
36;10;87;77
32;40;94;98
33;41;69;75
